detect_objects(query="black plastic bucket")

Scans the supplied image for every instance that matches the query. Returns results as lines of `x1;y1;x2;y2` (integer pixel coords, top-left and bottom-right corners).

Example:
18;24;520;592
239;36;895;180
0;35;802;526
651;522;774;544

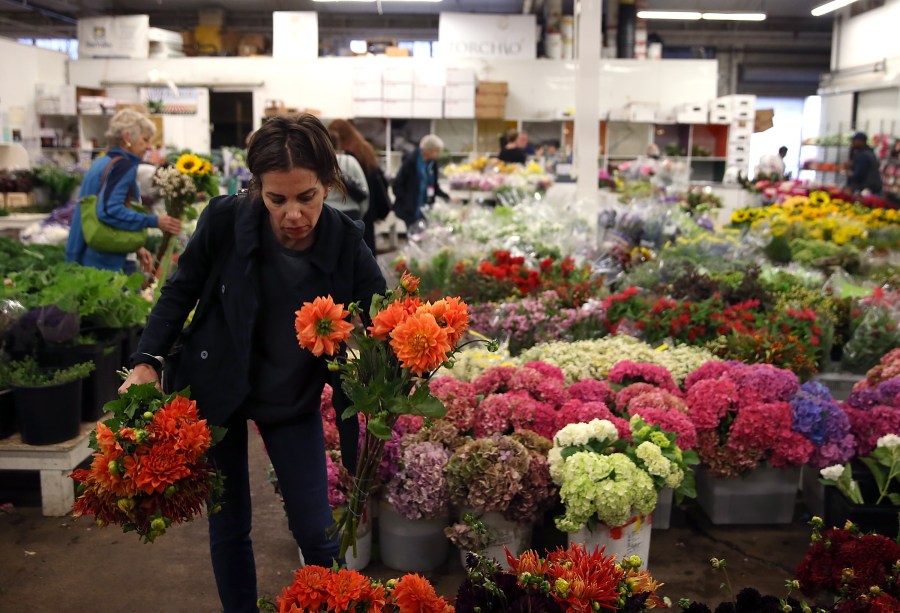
13;379;83;445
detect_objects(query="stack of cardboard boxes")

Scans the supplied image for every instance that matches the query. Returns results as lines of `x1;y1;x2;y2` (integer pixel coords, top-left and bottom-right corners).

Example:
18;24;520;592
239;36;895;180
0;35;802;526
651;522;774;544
475;81;509;119
710;94;756;175
444;68;476;118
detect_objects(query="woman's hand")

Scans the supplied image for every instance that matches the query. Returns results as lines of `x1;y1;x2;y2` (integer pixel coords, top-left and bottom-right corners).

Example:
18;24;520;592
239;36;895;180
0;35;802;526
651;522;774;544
136;247;153;273
157;214;182;235
119;363;161;394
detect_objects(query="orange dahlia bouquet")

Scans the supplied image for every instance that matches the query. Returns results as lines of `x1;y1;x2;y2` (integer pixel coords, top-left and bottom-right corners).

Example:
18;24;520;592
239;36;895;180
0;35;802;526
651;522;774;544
295;271;492;558
274;565;453;613
69;384;225;543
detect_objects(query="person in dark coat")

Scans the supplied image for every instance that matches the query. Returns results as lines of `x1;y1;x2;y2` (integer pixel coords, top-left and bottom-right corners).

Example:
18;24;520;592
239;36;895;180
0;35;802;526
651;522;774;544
120;114;386;613
846;131;883;195
497;128;527;164
391;134;449;227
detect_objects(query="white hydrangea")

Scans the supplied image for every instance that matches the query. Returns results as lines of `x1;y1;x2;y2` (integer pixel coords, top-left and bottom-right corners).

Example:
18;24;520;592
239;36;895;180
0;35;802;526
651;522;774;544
876;433;900;449
548;446;564;483
635;441;671;478
820;465;844;480
554;419;617;448
587;418;619;443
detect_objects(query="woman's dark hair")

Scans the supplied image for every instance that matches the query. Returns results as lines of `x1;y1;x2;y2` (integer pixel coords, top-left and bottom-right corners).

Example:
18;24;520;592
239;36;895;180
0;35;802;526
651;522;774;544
246;114;345;199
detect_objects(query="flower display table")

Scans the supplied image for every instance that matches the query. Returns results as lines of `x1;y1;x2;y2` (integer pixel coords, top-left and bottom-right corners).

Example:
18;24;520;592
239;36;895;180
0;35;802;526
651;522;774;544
0;420;93;516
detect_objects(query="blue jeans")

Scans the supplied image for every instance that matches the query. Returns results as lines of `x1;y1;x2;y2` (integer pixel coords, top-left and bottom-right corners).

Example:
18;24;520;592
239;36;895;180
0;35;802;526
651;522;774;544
207;410;338;613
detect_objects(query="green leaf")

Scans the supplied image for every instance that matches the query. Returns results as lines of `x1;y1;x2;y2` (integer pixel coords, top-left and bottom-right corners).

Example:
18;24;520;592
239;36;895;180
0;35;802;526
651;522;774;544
413;395;446;418
887;493;900;506
858;457;887;494
366;416;392;440
209;425;227;446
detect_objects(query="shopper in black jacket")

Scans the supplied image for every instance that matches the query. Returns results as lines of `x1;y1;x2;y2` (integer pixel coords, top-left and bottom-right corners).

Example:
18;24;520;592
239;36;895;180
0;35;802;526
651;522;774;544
846;132;883;195
121;114;386;613
392;134;449;227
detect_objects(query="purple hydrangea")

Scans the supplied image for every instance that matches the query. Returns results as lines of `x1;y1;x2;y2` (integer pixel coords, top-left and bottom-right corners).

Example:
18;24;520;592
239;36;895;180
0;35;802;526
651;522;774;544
732;363;799;406
790;382;856;468
385;442;451;520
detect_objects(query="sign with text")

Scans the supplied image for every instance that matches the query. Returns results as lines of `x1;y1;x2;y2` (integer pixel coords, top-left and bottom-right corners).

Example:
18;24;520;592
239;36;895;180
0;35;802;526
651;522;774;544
273;11;318;60
78;15;150;59
438;13;536;60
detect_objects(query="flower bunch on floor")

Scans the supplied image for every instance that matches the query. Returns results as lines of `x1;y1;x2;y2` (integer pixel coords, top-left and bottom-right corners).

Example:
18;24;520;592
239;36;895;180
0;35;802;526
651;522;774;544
294;271;482;557
684;362;814;477
275;566;453;613
70;384;225;542
455;543;665;612
795;517;900;612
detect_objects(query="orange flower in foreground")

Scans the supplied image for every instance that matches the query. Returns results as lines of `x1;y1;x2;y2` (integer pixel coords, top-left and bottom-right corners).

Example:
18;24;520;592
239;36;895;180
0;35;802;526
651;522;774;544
400;270;421;294
325;568;369;611
390;573;453;613
277;565;331;613
389;312;451;376
295;295;354;357
131;443;192;494
90;452;138;497
507;548;549;582
420;297;469;346
174;419;213;462
95;422;122;459
369;300;413;340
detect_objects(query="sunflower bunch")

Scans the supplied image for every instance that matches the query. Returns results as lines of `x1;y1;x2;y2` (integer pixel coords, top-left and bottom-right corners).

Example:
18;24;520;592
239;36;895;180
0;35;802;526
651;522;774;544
173;152;219;200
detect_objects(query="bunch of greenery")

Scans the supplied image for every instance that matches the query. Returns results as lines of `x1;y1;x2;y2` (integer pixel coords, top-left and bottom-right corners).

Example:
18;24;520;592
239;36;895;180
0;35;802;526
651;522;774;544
8;356;94;388
32;164;83;204
0;237;65;276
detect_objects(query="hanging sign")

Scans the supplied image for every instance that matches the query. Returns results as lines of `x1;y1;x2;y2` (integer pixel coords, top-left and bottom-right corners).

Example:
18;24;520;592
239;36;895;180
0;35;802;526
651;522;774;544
438;14;536;60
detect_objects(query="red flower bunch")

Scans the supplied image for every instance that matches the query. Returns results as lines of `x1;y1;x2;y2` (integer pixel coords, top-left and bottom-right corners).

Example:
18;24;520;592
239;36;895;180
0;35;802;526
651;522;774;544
70;386;224;542
796;519;900;613
276;566;452;613
478;250;542;296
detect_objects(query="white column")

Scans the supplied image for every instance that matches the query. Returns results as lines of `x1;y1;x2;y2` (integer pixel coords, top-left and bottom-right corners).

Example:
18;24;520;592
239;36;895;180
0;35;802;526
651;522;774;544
574;0;601;203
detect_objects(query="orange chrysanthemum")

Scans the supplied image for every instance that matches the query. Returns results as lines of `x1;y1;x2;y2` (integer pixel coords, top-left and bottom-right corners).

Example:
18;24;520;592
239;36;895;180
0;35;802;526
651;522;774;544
150;396;201;442
325;568;369;611
277;565;331;612
389;312;451;376
295;295;354;357
369;300;413;340
95;422;123;459
419;297;469;346
400;270;421;294
130;443;192;494
390;573;453;613
507;548;549;582
174;420;212;462
89;452;138;497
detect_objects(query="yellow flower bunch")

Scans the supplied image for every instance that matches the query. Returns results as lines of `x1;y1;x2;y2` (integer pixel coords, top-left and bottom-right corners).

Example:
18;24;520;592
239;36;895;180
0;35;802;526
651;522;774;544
175;153;211;176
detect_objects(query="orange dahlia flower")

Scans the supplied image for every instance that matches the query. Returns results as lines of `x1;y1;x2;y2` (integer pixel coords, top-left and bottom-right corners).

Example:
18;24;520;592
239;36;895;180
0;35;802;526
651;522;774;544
95;422;123;459
325;568;369;611
131;442;192;494
277;565;331;612
90;452;138;497
295;295;354;357
368;300;413;340
400;270;421;294
173;419;213;462
390;573;453;613
389;312;451;376
420;297;469;346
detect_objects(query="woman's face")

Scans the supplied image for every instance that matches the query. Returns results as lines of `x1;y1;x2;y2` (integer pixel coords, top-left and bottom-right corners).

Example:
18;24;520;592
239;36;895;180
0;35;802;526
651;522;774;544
123;130;153;159
260;167;327;250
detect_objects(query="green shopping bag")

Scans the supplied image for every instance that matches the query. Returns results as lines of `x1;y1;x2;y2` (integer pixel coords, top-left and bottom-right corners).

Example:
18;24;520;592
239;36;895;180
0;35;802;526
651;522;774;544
80;195;148;254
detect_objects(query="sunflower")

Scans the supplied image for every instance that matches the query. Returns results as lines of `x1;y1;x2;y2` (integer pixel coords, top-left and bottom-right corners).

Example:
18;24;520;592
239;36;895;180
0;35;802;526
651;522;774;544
175;153;204;175
294;295;354;357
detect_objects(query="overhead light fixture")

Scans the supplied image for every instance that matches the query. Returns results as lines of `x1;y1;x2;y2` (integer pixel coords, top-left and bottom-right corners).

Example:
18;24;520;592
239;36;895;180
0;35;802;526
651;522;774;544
702;13;767;21
637;11;702;20
312;0;443;3
811;0;860;16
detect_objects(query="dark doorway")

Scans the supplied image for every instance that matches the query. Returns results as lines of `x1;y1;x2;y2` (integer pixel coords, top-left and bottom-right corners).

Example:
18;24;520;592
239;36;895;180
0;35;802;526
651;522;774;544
209;91;253;149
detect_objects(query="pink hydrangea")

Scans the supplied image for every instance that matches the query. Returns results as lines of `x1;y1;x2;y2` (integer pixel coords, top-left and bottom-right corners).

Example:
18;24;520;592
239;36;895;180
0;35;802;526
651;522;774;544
474;391;520;437
730;364;799;406
728;401;813;468
628;406;698;450
429;377;478;433
394;414;425;437
684;360;746;391
686;378;740;430
320;384;336;425
567;379;614;405
508;366;569;408
615;383;661;414
523;361;566;383
625;389;689;415
472;366;517;396
810;433;857;469
509;400;558;439
322;419;340;452
608;360;682;396
503;451;557;524
325;452;348;509
845;405;900;455
554;400;617;433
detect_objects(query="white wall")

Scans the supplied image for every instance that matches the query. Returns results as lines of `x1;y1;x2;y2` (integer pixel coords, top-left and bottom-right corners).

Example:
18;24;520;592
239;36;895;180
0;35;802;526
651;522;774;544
0;37;68;150
833;0;900;70
749;97;806;180
68;56;718;126
856;88;900;135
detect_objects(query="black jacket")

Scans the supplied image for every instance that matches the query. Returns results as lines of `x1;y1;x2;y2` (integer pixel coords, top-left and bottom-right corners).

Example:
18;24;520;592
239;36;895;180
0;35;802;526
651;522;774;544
133;193;386;428
848;146;883;194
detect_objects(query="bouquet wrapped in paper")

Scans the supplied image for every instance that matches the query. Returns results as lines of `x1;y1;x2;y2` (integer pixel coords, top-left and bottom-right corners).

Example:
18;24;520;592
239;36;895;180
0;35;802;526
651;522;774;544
70;385;225;542
294;271;491;557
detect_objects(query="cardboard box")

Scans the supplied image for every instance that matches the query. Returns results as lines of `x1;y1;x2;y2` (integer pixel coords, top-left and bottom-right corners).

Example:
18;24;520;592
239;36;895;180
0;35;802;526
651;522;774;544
383;82;413;100
445;67;475;85
475;92;507;107
475;97;506;119
444;98;474;118
385;46;410;57
728;143;750;158
414;84;444;101
238;34;266;56
412;100;443;118
415;65;445;86
445;83;475;100
352;82;382;100
755;109;774;132
709;99;730;114
382;65;414;84
353;100;383;117
198;8;225;27
6;192;35;208
383;100;414;118
477;81;509;95
709;110;733;124
352;65;382;85
194;24;222;55
630;106;656;123
676;108;708;124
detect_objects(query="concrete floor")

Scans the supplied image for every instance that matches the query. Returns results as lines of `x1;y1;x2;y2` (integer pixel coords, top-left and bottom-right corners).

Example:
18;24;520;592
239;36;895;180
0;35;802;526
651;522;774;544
0;422;817;612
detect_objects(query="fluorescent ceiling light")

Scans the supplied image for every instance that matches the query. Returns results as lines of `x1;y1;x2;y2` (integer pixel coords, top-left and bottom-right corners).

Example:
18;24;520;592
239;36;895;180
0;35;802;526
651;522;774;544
349;40;368;54
811;0;860;16
313;0;443;3
637;11;701;20
702;13;767;21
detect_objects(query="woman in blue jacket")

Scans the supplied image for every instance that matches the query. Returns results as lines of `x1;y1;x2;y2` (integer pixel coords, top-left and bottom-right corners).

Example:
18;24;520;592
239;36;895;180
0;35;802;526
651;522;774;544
120;114;386;613
65;109;181;273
